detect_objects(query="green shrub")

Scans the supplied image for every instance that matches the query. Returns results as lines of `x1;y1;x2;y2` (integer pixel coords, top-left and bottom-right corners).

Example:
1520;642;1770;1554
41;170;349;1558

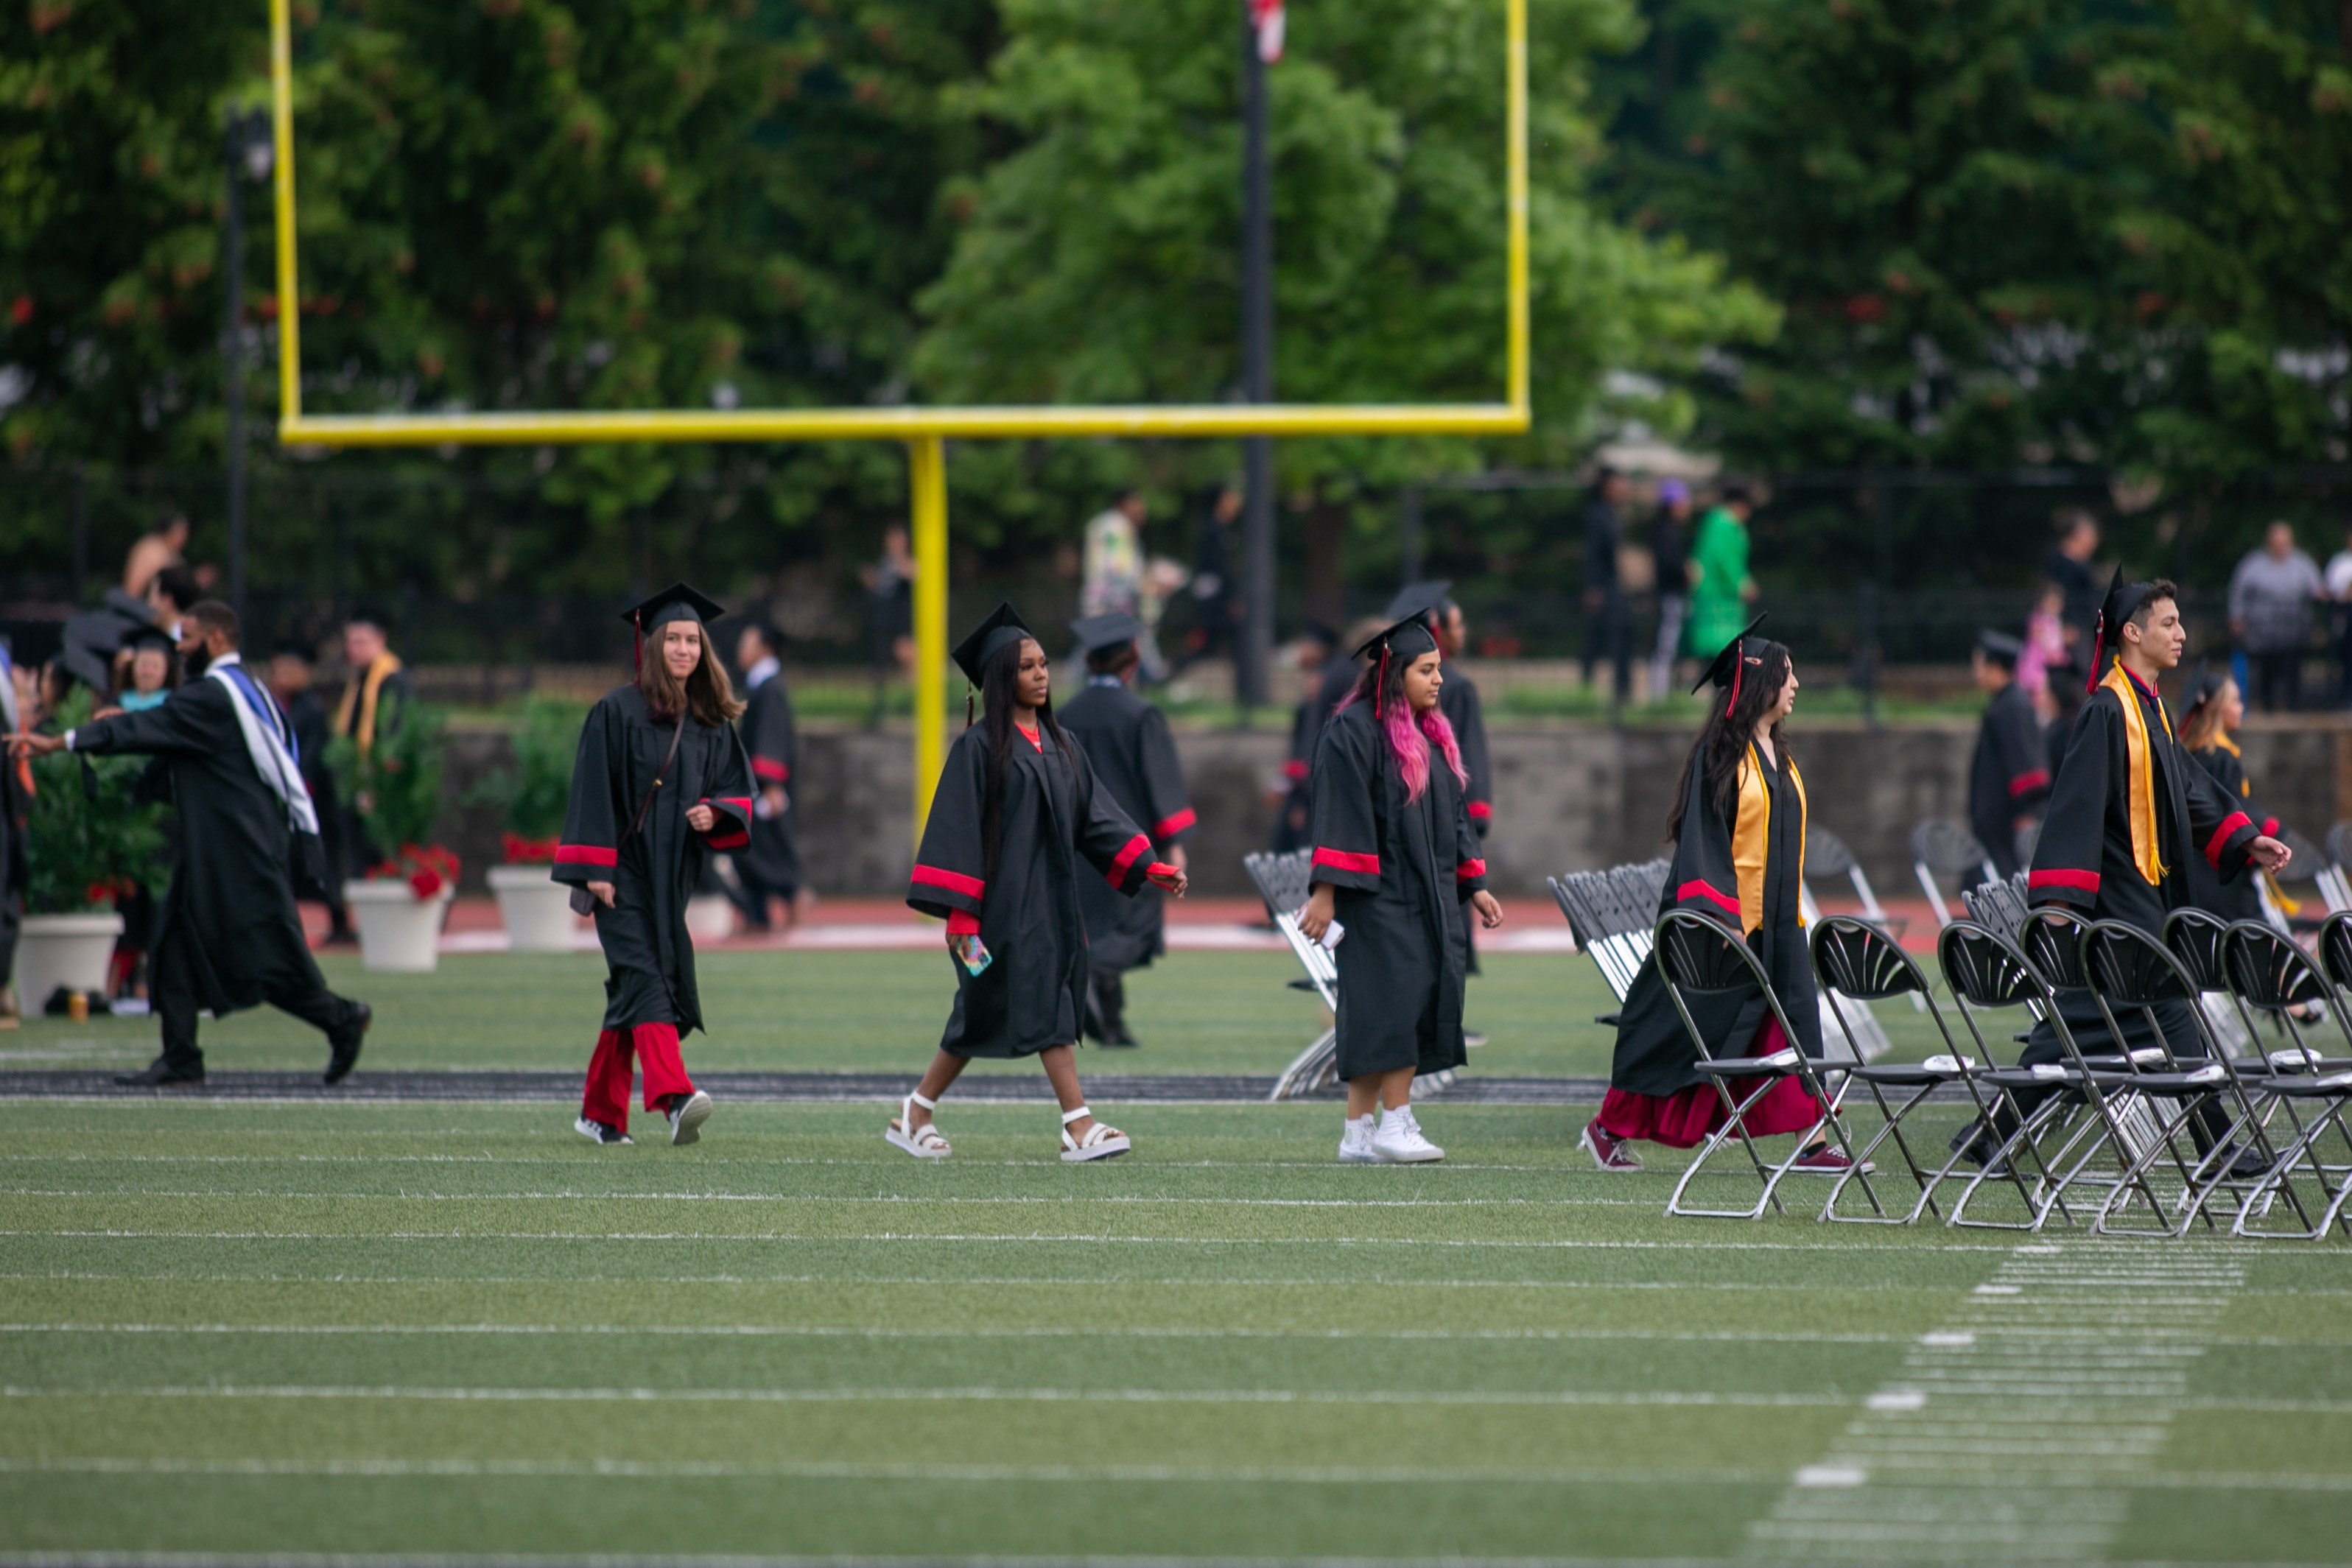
472;696;587;857
326;700;447;868
24;689;166;915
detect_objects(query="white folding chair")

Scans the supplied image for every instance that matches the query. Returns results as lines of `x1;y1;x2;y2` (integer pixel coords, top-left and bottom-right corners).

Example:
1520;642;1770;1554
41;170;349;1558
1912;818;1997;929
1546;858;1671;1012
1244;850;1344;1101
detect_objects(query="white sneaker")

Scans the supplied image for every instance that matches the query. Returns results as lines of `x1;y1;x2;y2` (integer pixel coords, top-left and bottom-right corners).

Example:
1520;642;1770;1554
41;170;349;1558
667;1090;713;1147
1372;1106;1444;1164
1337;1114;1380;1164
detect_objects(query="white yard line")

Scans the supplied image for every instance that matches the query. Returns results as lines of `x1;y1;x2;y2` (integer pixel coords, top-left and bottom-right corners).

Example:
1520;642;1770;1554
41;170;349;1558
1750;1240;2247;1563
0;1189;1668;1209
0;1270;1987;1292
0;1382;1850;1408
0;1229;2026;1253
0;1323;1914;1344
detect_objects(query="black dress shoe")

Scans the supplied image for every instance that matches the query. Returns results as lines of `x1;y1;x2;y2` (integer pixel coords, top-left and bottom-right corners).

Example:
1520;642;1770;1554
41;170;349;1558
115;1061;203;1089
324;1002;373;1086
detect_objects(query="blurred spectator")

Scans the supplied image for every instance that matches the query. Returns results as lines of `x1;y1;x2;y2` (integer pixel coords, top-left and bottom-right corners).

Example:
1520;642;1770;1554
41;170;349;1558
122;510;189;600
1082;491;1146;619
1171;485;1242;675
860;524;916;728
1686;484;1758;665
145;564;200;632
2041;510;2101;655
117;626;178;713
2018;581;2067;724
0;635;24;1029
2325;523;2352;705
268;639;346;938
331;615;410;903
2228;521;2325;712
1581;467;1632;709
1648;478;1693;700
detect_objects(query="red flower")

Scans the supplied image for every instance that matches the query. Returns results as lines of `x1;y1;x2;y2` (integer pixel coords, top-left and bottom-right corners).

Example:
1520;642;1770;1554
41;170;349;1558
408;869;443;900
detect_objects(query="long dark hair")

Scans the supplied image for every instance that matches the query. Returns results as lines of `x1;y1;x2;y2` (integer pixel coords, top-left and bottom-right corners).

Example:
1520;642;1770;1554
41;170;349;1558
978;636;1071;882
1664;638;1794;841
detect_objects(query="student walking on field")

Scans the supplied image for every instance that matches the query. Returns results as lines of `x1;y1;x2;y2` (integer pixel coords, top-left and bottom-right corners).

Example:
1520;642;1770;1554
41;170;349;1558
891;604;1188;1164
553;585;752;1148
1294;610;1503;1166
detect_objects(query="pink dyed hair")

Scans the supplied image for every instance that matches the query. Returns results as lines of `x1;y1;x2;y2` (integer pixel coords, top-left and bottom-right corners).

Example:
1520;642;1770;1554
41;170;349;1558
1333;679;1469;804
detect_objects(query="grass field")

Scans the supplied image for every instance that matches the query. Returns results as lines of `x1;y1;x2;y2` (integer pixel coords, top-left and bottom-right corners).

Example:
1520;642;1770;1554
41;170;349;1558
3;952;2348;1565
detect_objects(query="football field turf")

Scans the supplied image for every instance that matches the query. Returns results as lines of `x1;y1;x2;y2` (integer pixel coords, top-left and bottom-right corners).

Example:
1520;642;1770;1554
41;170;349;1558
2;951;2348;1565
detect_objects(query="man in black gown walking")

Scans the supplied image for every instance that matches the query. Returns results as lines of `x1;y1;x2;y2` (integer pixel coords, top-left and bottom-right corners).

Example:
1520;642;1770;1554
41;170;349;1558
12;601;370;1086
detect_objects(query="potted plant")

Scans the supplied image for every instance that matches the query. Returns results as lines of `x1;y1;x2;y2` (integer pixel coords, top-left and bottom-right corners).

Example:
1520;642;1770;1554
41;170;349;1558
18;689;164;1012
475;696;588;952
328;700;455;972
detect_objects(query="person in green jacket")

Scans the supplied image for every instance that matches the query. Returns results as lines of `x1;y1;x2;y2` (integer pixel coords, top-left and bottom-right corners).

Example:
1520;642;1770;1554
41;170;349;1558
1685;485;1759;659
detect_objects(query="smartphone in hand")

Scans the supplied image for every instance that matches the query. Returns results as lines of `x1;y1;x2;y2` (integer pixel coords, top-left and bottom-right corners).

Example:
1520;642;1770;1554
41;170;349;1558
951;933;993;977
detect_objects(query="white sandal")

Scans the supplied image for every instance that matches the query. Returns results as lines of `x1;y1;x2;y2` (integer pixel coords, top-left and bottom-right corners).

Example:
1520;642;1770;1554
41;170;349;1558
1059;1105;1130;1163
885;1091;950;1159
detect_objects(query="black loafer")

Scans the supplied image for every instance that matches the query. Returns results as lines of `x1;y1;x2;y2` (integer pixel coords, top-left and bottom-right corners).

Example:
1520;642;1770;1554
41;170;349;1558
324;1002;372;1086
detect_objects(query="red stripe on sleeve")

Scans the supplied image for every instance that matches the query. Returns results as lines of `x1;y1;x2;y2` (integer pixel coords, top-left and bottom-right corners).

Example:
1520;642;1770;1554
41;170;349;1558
1282;759;1307;782
2261;816;2278;837
2205;811;2253;869
2007;770;2049;798
1677;879;1739;918
1106;833;1151;887
717;797;751;812
751;756;789;782
704;831;748;850
555;844;617;868
1467;801;1492;820
1153;807;1196;840
1313;847;1380;876
911;864;984;899
1456;858;1486;882
2029;868;2099;893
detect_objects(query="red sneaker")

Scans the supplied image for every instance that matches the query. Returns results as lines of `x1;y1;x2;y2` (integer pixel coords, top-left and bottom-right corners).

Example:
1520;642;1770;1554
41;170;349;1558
1579;1120;1642;1172
1791;1143;1874;1175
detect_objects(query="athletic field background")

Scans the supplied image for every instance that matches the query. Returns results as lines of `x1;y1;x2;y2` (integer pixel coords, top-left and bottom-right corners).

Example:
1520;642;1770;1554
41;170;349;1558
2;950;2346;1565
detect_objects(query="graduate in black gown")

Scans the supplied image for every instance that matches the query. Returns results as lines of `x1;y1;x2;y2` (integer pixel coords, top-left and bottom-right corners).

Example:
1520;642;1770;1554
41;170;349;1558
1295;612;1503;1165
1967;630;2051;879
12;601;371;1086
1951;576;2291;1169
728;619;807;932
0;636;27;1028
1058;611;1197;1047
1386;582;1498;1012
890;604;1188;1164
1581;619;1856;1175
1270;619;1341;853
2176;664;2275;924
552;585;752;1148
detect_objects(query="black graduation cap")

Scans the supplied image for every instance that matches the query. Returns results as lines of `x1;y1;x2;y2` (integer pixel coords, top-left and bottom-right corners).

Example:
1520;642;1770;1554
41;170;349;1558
124;622;177;655
1382;580;1453;625
2180;658;2228;713
2086;566;2156;691
1693;612;1770;697
620;582;727;635
1976;628;2023;667
53;641;112;694
1352;608;1440;664
952;602;1035;686
1068;611;1142;655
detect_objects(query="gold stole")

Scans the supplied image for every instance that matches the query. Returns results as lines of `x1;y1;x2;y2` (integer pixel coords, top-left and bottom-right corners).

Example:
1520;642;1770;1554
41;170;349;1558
1732;744;1806;935
2102;664;2167;886
334;653;404;759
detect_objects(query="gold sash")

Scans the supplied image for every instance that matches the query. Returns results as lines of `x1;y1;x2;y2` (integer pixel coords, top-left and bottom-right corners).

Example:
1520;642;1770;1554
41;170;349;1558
1732;744;1806;935
334;652;404;759
2101;664;2167;886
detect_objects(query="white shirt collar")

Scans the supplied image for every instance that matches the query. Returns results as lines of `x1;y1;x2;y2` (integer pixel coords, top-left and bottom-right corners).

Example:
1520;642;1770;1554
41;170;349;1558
746;655;780;689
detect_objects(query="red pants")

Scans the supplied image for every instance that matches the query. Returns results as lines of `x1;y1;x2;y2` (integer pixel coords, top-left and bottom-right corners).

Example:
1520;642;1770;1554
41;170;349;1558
1594;1016;1822;1150
580;1024;694;1134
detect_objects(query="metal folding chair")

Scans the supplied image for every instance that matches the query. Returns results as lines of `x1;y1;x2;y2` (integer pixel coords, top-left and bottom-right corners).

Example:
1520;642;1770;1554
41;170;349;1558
1933;919;2094;1231
2162;907;2261;1061
1912;818;1998;928
2319;823;2352;915
2078;919;2272;1237
1547;859;1671;1013
1809;915;1993;1224
1959;871;2032;944
1244;850;1344;1102
1802;826;1907;940
2216;921;2352;1238
1649;907;1862;1220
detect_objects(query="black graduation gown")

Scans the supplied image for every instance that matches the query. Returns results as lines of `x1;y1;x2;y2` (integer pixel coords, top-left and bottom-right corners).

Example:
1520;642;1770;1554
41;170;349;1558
1609;741;1824;1098
281;688;335;901
551;686;753;1036
1059;679;1196;971
908;721;1156;1058
2021;669;2258;1062
1969;680;2049;879
69;677;331;1017
2184;738;2270;924
1305;701;1487;1080
1438;670;1493;975
736;671;804;897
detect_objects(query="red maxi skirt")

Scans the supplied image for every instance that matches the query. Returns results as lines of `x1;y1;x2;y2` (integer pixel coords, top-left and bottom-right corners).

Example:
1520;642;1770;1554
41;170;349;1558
1594;1015;1822;1150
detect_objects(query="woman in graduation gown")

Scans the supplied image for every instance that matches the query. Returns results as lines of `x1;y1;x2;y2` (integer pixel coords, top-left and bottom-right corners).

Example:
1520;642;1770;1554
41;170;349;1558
1580;619;1854;1174
553;585;753;1148
2177;664;2275;924
891;603;1188;1163
1294;612;1505;1165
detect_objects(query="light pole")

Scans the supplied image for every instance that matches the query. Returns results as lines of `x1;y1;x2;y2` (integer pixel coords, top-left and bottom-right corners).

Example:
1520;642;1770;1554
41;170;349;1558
1236;1;1280;712
222;104;273;626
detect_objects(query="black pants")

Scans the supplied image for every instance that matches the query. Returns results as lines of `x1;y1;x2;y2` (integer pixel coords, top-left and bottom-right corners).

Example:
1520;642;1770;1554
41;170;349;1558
2248;648;2302;713
0;888;18;1009
1582;591;1631;702
153;922;362;1076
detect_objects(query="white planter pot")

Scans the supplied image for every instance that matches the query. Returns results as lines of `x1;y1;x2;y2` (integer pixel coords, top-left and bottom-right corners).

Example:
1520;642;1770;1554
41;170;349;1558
14;912;124;1011
343;880;453;972
685;893;737;944
488;865;581;953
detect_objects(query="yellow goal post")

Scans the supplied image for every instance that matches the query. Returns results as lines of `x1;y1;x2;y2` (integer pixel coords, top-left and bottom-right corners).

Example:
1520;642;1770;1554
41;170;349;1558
264;0;1531;851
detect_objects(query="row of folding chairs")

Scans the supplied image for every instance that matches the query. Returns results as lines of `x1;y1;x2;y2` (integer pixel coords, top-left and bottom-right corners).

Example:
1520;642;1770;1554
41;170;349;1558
1669;901;2352;1237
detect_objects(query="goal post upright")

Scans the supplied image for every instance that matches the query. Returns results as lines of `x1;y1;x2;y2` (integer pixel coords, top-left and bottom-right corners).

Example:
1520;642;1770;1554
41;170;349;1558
264;0;1530;856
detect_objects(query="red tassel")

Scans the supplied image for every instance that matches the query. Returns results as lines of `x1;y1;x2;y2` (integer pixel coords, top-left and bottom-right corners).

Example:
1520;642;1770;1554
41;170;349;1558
632;615;642;677
1728;645;1741;709
2085;621;2103;694
1375;644;1391;720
